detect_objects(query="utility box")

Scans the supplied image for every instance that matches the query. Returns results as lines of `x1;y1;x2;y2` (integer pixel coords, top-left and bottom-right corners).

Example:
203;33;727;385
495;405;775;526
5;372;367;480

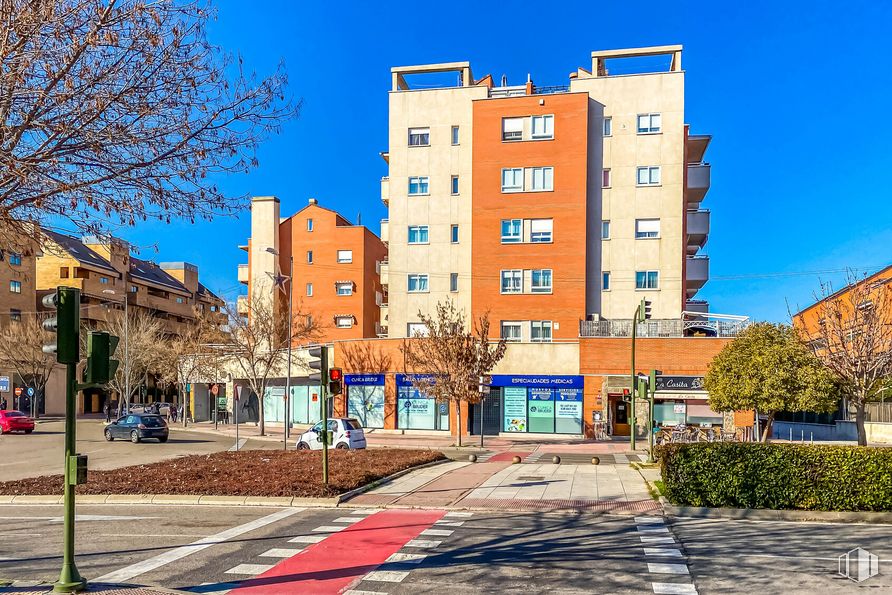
68;454;88;485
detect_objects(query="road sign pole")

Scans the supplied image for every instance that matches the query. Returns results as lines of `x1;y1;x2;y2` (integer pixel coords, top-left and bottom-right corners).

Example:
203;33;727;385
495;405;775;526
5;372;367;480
321;381;329;485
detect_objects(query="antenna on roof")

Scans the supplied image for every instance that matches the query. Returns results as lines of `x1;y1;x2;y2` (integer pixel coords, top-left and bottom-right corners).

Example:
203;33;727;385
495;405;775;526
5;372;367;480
357;212;362;225
500;74;507;86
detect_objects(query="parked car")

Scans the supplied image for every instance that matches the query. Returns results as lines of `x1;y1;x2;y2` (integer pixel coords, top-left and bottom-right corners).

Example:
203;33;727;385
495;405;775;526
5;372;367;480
104;414;169;443
296;418;366;451
0;410;35;434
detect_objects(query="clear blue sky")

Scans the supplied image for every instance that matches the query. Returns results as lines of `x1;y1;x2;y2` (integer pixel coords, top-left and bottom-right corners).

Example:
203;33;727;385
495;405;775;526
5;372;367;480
116;0;892;322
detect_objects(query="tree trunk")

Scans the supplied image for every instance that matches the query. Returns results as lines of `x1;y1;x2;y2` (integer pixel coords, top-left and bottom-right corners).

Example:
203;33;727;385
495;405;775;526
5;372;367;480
258;387;266;436
855;403;867;446
455;401;462;447
760;411;775;443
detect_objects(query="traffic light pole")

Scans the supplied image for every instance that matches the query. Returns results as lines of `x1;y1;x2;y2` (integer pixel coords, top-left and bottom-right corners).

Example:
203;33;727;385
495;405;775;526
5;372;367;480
55;362;84;592
630;303;639;452
321;381;329;485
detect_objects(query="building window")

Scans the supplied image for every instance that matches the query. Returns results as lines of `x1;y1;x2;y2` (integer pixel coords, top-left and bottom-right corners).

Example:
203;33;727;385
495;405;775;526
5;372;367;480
531;320;553;343
176;297;185;304
635;271;659;289
451;126;460;145
307;250;313;264
531;114;554;139
530;167;554;191
210;305;218;312
450;273;458;292
637;113;662;134
501;321;522;343
9;253;21;266
9;309;22;322
335;316;354;328
408;176;430;195
451;176;459;195
407;322;429;337
530;219;553;243
636;166;661;186
100;276;109;284
130;285;138;293
408;226;429;244
306;283;313;297
635;219;661;239
603;117;612;137
602;168;611;188
500;270;522;294
501;219;522;243
531;269;553;293
60;267;69;279
501;168;523;192
451;225;459;244
9;280;21;293
307;218;314;231
336;282;353;296
502;117;523;141
408;127;430;146
601;220;610;239
337;250;353;263
602;271;610;290
407;274;429;293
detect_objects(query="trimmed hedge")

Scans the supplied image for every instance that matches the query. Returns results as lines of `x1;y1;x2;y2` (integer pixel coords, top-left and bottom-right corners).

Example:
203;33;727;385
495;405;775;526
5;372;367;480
658;442;892;511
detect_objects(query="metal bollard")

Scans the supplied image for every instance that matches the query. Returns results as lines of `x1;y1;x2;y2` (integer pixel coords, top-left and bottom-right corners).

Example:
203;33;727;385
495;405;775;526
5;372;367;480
810;432;813;445
801;430;804;442
790;428;793;442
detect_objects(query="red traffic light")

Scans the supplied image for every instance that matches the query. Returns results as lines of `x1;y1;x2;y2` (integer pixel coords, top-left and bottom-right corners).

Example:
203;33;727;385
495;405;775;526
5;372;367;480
329;367;343;382
622;388;631;396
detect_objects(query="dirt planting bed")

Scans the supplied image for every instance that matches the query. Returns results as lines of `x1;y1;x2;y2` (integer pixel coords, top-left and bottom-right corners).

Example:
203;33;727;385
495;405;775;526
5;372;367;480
0;449;446;498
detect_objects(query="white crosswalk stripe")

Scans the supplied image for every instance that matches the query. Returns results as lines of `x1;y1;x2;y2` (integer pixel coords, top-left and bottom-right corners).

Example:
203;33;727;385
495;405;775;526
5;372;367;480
644;548;683;557
648;563;690;575
224;563;274;575
444;511;473;518
288;534;327;544
385;552;427;564
405;539;442;548
362;570;410;582
420;528;453;537
259;547;303;558
652;583;697;594
333;517;363;523
312;525;347;532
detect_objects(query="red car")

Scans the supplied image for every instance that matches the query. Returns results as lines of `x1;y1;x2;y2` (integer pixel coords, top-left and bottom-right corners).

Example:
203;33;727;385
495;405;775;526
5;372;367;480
0;410;35;434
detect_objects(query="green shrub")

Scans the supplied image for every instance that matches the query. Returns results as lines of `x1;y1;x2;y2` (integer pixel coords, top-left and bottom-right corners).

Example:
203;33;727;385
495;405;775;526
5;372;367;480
658;442;892;511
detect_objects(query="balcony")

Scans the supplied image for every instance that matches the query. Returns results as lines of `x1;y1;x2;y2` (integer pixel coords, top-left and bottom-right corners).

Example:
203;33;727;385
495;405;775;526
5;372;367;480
380;219;389;244
580;315;748;339
378;260;389;286
685;299;710;315
686;163;711;205
686;255;709;297
237;263;249;285
237;295;249;315
381;177;390;206
686;134;711;164
686;210;710;254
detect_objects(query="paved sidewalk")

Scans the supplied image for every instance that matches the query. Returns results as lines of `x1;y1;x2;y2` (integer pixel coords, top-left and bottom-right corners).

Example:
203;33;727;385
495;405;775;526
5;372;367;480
0;581;183;594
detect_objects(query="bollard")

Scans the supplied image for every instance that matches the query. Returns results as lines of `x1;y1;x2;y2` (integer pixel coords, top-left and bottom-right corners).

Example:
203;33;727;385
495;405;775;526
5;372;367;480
591;456;600;465
801;430;804;442
511;455;522;464
790;428;793;442
468;454;477;463
552;456;561;464
810;432;813;445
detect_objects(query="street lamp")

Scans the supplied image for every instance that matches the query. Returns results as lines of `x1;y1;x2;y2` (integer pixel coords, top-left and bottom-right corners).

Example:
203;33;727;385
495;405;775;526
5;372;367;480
266;246;293;451
102;288;129;416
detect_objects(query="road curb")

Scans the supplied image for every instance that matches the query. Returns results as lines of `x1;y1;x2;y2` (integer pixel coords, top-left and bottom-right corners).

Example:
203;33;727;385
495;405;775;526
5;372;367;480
11;495;62;504
663;504;892;524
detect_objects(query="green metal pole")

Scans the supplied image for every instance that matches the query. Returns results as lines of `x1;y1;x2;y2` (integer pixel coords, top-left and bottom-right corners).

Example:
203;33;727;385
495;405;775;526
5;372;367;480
630;307;638;451
54;363;84;593
321;382;329;485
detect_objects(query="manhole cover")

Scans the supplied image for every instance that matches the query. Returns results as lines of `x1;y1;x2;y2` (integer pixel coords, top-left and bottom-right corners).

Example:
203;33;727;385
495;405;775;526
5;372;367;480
517;476;545;481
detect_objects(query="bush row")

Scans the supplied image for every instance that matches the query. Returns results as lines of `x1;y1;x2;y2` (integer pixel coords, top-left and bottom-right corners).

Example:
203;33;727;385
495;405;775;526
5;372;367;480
658;442;892;511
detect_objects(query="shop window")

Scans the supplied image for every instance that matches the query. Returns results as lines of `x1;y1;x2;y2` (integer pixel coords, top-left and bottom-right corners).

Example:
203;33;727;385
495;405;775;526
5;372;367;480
347;384;385;428
397;385;449;430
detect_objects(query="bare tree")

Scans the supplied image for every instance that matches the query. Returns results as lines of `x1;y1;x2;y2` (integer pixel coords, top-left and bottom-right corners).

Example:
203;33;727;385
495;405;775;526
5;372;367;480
796;270;892;445
340;341;393;374
224;297;318;436
0;0;296;245
401;301;507;447
0;314;57;417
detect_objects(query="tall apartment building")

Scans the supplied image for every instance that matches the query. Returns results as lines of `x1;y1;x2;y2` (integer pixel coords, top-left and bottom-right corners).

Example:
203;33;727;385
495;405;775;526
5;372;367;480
381;45;712;341
240;196;387;344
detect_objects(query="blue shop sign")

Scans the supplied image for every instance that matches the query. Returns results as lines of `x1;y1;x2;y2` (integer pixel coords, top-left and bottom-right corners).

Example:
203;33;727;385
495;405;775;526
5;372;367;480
344;374;385;386
396;373;437;387
490;375;584;389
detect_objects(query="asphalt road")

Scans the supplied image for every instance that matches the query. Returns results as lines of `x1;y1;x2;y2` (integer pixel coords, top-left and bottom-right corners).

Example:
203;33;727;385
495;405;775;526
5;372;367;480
0;420;281;481
1;504;887;594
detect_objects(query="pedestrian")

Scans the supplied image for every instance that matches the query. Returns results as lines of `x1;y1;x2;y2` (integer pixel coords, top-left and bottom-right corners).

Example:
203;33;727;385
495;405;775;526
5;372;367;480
104;400;112;423
0;397;7;411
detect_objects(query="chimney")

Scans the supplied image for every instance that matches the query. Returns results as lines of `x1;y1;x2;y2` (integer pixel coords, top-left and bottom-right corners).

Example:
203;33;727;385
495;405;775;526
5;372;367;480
308;197;318;205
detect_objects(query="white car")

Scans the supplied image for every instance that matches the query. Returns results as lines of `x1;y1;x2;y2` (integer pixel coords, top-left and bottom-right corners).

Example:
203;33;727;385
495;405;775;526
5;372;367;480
296;418;367;451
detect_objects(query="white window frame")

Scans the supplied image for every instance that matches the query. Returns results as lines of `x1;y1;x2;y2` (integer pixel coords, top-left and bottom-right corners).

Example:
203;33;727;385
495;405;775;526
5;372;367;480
635;271;660;290
530;219;553;243
307;218;313;231
530;320;553;343
635;219;661;239
450;273;458;293
501;168;523;192
637;113;662;134
451;175;459;195
451;126;460;145
603;116;612;137
500;321;522;343
408;176;430;196
408;127;430;146
602;168;611;188
335;316;354;328
451;225;459;244
336;282;353;296
407;322;429;337
531;269;553;294
602;271;610;291
337;250;353;263
306;283;313;297
408;226;429;245
636;166;661;186
407;274;429;293
529;167;554;192
601;220;610;240
9;280;21;293
531;114;554;139
500;269;522;294
501;219;522;243
502;117;524;141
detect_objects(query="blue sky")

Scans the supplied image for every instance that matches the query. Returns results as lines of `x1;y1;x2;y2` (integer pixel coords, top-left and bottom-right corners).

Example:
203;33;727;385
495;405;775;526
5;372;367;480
115;0;892;322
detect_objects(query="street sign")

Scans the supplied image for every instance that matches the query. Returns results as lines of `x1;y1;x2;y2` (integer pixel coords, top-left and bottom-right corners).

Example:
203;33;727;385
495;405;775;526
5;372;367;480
14;387;22;397
0;376;9;393
26;387;34;397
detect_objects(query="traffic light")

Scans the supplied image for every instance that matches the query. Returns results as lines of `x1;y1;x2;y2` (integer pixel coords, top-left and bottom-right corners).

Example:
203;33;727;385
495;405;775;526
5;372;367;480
83;332;120;385
328;367;343;396
637;297;652;322
308;345;328;383
42;287;80;364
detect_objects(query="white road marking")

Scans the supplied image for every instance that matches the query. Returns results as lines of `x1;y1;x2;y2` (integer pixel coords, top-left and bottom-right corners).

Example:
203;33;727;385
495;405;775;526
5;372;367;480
350;509;380;515
344;590;388;595
405;539;441;548
444;512;473;518
644;548;683;558
228;438;248;452
640;536;676;544
259;547;303;558
332;517;363;523
638;527;671;534
385;552;426;564
0;515;157;523
652;583;698;594
648;562;690;575
362;570;410;582
435;520;464;527
420;528;453;537
635;516;664;524
94;507;302;583
312;525;347;532
289;535;327;544
225;563;274;575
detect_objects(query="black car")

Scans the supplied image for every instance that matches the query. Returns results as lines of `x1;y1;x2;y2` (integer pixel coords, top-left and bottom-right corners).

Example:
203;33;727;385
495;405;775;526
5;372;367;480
104;414;169;443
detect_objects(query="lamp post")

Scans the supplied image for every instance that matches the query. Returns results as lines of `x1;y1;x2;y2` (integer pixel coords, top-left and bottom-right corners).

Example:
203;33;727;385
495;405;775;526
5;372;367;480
102;288;128;416
630;298;651;451
266;247;293;450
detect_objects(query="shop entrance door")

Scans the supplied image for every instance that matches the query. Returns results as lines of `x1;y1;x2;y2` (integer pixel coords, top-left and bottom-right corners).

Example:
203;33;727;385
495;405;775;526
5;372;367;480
611;396;631;436
469;395;500;435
